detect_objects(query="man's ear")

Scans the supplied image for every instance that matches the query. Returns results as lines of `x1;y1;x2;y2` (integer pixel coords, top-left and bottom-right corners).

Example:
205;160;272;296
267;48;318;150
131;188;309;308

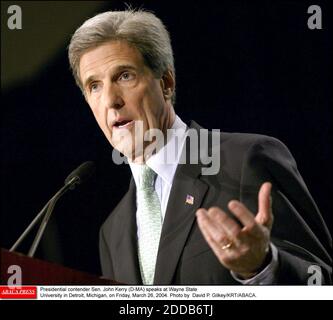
160;70;175;101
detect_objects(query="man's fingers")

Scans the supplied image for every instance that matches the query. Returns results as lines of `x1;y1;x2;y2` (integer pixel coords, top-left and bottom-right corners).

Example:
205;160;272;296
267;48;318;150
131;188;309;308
256;182;273;229
228;200;256;228
207;207;241;238
196;209;228;245
197;207;240;256
197;209;221;257
227;182;273;230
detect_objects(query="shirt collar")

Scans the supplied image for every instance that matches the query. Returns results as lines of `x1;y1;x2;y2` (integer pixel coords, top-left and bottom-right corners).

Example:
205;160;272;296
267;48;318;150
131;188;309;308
129;115;188;187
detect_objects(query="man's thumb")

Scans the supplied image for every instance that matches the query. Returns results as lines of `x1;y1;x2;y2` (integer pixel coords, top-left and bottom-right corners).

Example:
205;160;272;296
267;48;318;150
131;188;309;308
255;182;273;229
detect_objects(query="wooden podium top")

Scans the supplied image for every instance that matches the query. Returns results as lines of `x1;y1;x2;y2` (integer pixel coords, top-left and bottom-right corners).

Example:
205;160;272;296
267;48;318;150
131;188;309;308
0;249;118;285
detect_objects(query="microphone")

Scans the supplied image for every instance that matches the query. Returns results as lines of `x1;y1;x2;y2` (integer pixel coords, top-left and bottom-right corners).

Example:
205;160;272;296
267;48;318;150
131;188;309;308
65;161;96;189
9;161;96;257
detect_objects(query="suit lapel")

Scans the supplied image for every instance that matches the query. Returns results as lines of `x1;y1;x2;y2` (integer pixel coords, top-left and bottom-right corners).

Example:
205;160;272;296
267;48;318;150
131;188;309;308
154;136;209;284
113;179;142;284
114;121;212;284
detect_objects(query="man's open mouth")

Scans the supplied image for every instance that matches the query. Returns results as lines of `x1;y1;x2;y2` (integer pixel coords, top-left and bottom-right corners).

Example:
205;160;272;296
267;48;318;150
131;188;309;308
113;119;134;129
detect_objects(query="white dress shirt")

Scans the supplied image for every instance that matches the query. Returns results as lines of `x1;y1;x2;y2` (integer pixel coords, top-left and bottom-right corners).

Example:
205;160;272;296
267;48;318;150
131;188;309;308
129;115;278;284
129;115;188;221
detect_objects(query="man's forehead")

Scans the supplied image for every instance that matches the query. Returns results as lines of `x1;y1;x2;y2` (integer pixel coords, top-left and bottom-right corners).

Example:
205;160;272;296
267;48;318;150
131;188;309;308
79;40;144;79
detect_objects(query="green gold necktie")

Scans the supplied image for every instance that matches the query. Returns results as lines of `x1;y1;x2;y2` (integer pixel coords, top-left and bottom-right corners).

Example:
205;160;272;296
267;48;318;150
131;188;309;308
137;165;162;285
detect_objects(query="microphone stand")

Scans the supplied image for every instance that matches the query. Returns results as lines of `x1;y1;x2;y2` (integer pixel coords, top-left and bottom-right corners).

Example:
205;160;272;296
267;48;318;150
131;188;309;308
9;201;50;252
10;176;79;257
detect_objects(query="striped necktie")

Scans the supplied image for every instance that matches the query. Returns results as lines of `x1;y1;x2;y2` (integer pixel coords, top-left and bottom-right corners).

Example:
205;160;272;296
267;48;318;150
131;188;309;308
137;165;162;285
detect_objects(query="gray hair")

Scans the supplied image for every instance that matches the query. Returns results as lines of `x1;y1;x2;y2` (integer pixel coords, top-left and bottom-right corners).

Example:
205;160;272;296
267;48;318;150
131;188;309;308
68;9;176;103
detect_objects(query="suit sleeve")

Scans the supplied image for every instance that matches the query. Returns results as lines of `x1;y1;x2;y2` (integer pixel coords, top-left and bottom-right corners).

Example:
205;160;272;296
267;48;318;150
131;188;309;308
240;136;332;284
99;226;115;280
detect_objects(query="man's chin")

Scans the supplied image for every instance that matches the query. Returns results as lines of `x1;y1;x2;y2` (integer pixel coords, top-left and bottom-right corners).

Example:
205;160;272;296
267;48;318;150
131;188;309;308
111;143;144;161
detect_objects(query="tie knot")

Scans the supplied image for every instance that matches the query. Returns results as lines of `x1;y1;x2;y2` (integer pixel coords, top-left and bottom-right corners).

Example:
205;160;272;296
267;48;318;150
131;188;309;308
139;165;156;190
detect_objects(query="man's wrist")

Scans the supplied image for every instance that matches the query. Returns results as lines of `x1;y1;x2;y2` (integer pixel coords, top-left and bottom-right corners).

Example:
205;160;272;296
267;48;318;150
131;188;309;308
235;245;273;280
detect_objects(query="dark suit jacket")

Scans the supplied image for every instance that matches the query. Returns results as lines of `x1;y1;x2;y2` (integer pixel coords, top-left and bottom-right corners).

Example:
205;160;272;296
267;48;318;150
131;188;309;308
99;121;332;284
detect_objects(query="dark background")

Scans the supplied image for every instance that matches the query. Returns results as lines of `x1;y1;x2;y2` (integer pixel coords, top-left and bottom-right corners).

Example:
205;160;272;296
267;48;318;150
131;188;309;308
1;0;332;276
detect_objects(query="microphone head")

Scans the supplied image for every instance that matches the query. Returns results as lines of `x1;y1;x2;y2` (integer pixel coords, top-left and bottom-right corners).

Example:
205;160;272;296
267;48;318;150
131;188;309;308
64;161;95;187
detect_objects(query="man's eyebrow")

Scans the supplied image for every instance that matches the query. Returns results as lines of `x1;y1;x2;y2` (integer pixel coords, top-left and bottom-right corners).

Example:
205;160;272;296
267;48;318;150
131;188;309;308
83;75;97;90
82;64;137;89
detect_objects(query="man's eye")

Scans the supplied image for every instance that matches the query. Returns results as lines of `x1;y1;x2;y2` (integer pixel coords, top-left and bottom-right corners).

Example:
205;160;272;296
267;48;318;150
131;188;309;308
119;72;135;81
90;82;101;93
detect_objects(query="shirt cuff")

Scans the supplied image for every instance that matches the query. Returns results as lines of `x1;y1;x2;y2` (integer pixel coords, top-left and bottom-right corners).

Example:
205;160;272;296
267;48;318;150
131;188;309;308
230;243;279;285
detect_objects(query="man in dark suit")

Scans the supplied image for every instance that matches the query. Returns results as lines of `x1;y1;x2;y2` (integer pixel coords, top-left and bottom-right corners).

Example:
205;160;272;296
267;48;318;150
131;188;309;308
68;9;331;285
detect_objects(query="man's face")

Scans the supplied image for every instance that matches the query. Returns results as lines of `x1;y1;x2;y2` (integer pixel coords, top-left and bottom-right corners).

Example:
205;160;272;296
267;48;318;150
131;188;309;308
79;40;174;161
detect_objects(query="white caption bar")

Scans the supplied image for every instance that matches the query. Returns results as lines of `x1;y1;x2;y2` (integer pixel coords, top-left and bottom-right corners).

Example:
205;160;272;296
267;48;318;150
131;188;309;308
36;285;333;300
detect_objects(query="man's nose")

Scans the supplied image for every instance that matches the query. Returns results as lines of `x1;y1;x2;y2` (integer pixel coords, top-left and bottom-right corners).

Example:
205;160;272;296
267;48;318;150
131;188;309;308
102;84;124;110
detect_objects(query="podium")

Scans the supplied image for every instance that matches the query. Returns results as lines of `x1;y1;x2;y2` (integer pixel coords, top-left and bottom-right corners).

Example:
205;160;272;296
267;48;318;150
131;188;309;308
0;248;118;285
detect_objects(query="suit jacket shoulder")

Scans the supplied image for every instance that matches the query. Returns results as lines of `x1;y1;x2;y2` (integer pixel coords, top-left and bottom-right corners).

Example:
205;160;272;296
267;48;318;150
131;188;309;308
100;121;332;284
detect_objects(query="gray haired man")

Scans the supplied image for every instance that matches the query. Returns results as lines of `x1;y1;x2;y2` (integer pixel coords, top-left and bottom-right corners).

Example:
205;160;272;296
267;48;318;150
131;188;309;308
68;9;331;285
